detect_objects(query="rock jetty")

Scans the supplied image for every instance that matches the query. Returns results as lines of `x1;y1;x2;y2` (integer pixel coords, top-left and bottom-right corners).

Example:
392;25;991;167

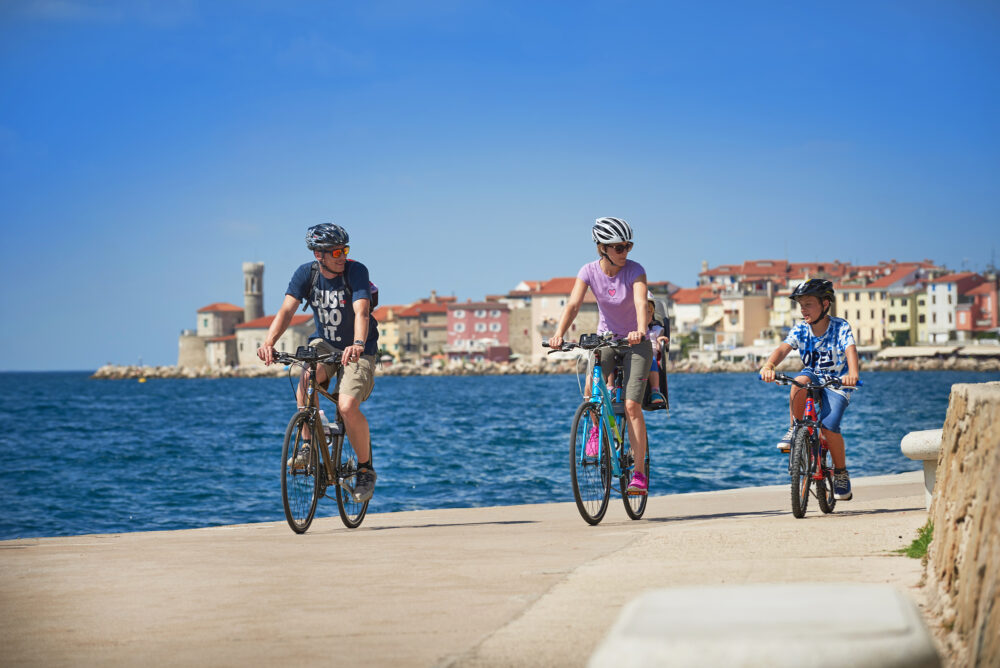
90;354;1000;380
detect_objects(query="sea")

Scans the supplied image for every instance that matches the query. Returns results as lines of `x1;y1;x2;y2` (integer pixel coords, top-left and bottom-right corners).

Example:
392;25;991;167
1;369;997;540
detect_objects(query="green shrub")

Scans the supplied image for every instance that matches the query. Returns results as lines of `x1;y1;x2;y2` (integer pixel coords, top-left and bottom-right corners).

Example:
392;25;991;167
897;520;933;559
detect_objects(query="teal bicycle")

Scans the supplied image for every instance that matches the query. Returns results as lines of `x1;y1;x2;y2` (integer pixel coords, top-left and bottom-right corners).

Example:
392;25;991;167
546;333;649;525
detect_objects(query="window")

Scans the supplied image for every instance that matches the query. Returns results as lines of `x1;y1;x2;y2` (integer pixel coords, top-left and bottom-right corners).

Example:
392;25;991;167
474;323;487;332
948;312;952;324
889;314;896;323
901;298;908;307
474;309;486;318
932;313;937;324
423;330;428;338
203;318;209;328
932;295;936;305
890;299;895;307
870;310;875;319
948;295;952;305
868;292;875;300
856;310;861;320
901;314;908;323
490;310;501;318
454;322;465;333
423;344;428;352
489;322;501;332
919;314;925;324
454;309;465;319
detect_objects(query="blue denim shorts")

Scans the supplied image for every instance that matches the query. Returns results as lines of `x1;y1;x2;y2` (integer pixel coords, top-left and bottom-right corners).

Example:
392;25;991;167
798;370;850;434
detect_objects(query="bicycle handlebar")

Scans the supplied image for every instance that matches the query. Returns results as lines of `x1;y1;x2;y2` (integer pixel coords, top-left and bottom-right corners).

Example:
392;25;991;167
542;334;634;354
273;347;339;365
767;372;863;389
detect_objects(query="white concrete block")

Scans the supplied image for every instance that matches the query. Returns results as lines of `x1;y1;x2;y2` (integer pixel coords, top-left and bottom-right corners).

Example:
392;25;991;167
589;584;940;668
901;428;942;509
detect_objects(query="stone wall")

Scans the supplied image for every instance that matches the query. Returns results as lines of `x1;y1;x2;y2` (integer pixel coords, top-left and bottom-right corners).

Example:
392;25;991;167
924;381;1000;668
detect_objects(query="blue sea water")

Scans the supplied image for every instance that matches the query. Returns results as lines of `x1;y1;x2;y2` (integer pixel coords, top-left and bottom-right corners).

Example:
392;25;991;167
1;370;996;539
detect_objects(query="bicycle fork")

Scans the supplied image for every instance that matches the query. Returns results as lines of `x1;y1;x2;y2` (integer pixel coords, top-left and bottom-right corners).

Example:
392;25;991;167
802;398;828;481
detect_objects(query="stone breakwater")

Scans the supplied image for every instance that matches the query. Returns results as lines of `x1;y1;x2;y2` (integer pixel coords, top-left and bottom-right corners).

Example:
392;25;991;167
90;355;1000;380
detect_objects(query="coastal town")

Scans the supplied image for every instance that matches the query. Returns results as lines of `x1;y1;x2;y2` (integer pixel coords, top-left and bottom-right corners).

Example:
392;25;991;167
162;257;1000;377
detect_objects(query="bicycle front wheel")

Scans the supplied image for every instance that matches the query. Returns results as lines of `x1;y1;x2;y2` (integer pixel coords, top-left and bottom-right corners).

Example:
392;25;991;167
789;428;812;519
570;402;612;525
281;412;320;534
621;423;649;520
333;429;369;528
816;449;837;514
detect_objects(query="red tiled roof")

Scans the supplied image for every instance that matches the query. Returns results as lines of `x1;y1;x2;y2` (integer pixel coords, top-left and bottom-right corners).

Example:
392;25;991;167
207;335;236;342
967;282;997;296
372;305;406;321
932;272;978;284
672;287;714;304
236;314;312;329
868;266;920;288
700;265;739;276
197;302;244;313
740;260;789;276
537;277;578;295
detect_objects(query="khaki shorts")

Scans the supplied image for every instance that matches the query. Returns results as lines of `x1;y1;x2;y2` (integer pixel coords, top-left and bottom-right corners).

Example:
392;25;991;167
585;339;653;404
309;339;376;402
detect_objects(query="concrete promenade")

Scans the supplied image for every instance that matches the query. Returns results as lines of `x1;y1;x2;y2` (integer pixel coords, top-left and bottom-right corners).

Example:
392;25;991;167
1;472;933;667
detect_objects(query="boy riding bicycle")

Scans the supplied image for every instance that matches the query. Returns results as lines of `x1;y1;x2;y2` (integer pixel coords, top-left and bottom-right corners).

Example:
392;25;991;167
759;279;859;500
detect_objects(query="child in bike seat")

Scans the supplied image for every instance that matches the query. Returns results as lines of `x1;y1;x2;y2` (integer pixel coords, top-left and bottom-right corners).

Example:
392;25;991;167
645;294;668;406
758;279;860;500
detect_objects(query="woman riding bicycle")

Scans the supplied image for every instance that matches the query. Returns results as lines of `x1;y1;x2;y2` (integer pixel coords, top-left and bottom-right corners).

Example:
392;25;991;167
548;217;653;494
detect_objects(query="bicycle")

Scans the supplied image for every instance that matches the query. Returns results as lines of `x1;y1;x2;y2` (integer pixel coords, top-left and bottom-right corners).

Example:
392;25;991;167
769;372;861;518
545;333;649;525
273;346;370;533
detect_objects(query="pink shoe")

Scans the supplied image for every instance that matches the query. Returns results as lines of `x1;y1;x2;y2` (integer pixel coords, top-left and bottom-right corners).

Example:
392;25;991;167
585;424;599;457
627;471;648;495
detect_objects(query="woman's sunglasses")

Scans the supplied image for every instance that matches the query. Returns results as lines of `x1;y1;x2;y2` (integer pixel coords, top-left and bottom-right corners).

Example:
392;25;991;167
323;246;350;258
605;243;633;253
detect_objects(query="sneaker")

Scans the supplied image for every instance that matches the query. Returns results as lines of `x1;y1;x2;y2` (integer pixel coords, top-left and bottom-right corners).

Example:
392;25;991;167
287;441;311;470
353;466;377;503
776;426;794;453
649;390;666;405
833;469;853;500
585;424;599;457
626;471;648;495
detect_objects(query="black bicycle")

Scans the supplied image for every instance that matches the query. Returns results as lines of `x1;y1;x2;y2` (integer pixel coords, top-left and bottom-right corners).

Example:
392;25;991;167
274;346;369;533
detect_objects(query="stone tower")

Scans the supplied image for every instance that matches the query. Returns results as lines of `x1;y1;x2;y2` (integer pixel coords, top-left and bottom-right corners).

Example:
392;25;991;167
243;262;264;322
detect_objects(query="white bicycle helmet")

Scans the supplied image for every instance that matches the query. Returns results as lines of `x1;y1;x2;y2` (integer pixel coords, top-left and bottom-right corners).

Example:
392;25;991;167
591;217;633;245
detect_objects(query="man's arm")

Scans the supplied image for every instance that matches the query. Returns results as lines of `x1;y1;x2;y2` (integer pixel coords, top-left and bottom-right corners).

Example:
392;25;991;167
258;294;302;365
342;298;371;366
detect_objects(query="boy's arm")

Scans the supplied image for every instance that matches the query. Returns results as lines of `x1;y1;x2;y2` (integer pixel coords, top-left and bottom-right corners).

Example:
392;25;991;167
760;342;793;382
843;344;860;387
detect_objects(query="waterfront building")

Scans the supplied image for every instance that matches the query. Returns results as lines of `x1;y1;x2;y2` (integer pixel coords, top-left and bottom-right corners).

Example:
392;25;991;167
956;280;999;339
925;272;987;343
373;305;405;359
887;285;923;346
529;277;598;362
396;291;453;362
671;286;715;337
769;286;795;339
445;301;511;362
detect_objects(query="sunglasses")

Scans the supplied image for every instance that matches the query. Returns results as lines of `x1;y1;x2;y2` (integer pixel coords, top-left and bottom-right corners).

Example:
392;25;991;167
605;243;633;253
323;246;350;258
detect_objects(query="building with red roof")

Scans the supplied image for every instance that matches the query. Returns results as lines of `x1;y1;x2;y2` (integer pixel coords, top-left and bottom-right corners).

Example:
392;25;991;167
446;301;511;362
956;280;999;336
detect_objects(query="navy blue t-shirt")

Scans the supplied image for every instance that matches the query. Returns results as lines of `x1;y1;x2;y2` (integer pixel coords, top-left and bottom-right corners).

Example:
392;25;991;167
285;260;379;355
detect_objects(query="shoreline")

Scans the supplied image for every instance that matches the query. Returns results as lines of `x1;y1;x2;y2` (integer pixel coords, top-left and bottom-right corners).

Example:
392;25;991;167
90;355;1000;379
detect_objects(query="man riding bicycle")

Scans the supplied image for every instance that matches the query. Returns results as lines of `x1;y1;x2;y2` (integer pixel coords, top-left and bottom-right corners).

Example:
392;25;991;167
258;223;379;503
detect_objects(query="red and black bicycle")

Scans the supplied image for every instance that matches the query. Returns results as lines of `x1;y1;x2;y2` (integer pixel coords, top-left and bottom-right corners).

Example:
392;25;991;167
771;373;861;518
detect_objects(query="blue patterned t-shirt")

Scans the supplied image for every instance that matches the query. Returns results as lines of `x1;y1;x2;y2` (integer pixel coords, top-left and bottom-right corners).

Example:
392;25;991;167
783;316;856;388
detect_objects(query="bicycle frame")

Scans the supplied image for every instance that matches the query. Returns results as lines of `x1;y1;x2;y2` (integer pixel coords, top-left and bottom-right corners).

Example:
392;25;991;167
296;361;352;494
795;389;829;482
585;349;627;479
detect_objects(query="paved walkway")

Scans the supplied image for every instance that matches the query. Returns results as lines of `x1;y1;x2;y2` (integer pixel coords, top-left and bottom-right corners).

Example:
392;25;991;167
1;472;930;667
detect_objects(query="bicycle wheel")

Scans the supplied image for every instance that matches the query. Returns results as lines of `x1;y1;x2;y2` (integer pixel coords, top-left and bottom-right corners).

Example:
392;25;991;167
621;422;649;520
281;412;320;534
333;427;369;528
816;449;837;514
789;428;812;519
569;402;612;525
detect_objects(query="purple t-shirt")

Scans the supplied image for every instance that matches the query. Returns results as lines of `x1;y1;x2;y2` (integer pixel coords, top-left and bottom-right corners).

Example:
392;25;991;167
577;259;646;337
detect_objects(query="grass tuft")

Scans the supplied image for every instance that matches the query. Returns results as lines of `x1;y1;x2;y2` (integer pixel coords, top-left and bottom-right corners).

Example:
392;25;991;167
896;520;933;559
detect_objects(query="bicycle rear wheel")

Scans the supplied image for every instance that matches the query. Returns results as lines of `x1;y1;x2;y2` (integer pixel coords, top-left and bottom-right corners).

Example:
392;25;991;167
570;402;612;525
281;412;320;534
333;427;369;528
621;423;649;520
789;428;812;519
816;449;837;514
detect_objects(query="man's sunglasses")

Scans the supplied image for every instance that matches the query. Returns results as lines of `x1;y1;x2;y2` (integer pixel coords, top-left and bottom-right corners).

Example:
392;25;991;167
323;246;350;258
605;243;633;253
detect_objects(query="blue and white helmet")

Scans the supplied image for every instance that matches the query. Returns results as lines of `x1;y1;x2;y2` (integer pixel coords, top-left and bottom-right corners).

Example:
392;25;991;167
591;217;633;245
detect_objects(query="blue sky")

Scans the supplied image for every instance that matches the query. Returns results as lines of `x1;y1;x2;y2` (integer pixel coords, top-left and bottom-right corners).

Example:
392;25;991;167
1;1;998;370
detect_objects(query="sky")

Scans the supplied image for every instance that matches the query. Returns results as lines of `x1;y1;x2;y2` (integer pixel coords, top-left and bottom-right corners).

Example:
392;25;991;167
1;1;998;370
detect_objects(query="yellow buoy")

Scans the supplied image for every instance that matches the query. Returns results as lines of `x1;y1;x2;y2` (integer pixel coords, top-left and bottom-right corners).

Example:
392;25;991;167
138;377;147;383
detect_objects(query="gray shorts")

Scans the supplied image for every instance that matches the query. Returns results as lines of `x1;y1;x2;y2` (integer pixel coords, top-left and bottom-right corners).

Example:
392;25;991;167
309;339;376;402
586;339;653;403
